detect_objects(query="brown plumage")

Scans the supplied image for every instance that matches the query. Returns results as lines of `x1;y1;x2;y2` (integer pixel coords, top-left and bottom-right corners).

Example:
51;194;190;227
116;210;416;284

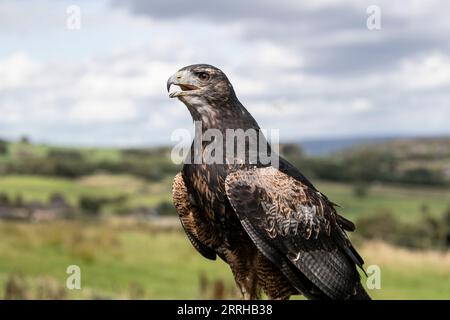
168;64;370;300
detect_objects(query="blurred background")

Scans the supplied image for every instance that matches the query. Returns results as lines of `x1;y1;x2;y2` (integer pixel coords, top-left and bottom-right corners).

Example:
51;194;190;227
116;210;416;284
0;0;450;300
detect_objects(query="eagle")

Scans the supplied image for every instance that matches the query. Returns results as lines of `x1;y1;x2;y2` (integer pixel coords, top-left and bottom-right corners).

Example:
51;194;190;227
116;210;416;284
167;64;370;300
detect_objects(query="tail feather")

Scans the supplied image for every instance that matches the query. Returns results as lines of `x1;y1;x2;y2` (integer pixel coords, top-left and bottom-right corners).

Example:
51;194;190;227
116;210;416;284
349;283;371;300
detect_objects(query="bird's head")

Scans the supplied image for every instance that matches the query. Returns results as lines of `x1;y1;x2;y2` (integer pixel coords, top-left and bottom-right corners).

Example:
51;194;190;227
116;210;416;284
167;64;236;103
167;64;258;129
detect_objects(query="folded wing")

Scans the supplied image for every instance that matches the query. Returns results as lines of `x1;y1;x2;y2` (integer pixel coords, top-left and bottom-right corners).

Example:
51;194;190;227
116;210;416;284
173;173;217;260
225;166;368;299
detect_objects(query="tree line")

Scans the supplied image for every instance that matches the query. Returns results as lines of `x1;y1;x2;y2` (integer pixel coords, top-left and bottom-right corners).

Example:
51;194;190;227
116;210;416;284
281;144;449;187
0;140;448;187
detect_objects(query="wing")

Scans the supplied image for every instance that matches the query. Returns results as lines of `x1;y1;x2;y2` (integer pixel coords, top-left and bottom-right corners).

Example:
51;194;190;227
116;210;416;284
172;173;216;260
278;158;356;232
225;167;368;299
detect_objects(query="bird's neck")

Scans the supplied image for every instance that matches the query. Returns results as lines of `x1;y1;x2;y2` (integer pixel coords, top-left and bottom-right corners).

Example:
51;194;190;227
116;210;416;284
180;95;260;132
181;96;277;168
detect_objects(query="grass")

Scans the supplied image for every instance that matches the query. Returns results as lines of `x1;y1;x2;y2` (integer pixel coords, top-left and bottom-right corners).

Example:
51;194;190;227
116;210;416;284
315;181;450;222
360;241;450;299
0;220;448;300
2;142;121;163
0;170;448;299
0;220;234;299
0;175;114;204
0;174;448;220
0;174;172;211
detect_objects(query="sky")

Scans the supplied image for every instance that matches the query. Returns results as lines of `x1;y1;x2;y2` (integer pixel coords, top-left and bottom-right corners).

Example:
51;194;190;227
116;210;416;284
0;0;449;147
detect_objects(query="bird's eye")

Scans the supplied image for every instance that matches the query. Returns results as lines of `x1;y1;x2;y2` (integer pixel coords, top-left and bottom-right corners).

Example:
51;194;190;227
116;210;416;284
197;72;210;81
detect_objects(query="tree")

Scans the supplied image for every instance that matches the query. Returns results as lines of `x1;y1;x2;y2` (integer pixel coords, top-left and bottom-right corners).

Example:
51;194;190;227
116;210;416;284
14;194;24;208
353;182;370;198
0;139;7;155
443;207;450;249
402;168;446;186
79;196;106;215
0;193;10;206
156;202;176;216
20;135;30;144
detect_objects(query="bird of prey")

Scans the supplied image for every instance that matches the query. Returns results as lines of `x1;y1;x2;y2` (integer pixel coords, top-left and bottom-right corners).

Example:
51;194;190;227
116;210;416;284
167;64;370;300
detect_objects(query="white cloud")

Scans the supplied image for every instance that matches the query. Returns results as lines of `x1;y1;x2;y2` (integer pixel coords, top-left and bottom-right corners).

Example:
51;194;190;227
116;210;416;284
68;99;138;123
0;53;40;89
252;42;303;69
0;98;22;124
399;53;450;89
351;98;372;112
1;0;450;145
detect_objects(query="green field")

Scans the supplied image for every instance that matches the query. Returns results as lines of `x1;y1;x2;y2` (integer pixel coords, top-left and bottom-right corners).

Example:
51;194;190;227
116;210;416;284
315;181;450;222
0;174;448;299
0;220;234;299
0;174;447;220
0;220;448;300
0;142;121;163
0;174;173;213
0;161;448;299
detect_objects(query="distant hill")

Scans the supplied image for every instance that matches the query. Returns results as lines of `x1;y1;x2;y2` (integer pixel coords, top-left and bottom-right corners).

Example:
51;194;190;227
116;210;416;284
297;137;394;156
297;136;450;156
1;136;450;187
349;137;450;157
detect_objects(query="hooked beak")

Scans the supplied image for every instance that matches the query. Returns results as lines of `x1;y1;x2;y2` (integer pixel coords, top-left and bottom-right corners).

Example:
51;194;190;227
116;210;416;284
167;71;201;98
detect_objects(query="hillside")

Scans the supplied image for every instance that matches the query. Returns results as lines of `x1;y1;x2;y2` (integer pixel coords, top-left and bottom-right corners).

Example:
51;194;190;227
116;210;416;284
281;137;450;187
341;137;450;180
0;137;449;300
